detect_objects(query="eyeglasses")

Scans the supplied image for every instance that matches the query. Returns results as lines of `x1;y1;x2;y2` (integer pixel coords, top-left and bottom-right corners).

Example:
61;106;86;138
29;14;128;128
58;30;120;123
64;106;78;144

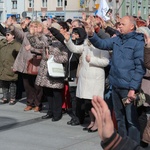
6;34;11;36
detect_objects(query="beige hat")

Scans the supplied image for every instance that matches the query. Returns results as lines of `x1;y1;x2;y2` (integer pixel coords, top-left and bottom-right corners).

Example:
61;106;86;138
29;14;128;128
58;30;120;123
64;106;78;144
51;22;60;30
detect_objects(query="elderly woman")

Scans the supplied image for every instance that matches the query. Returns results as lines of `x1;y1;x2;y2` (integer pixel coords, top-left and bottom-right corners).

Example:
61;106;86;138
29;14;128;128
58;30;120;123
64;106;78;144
0;29;21;105
37;22;68;122
10;21;48;111
63;27;110;132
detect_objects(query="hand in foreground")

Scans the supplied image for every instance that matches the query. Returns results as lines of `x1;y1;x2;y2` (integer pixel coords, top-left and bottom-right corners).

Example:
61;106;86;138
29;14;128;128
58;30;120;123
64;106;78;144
91;96;114;141
47;18;52;27
82;12;87;21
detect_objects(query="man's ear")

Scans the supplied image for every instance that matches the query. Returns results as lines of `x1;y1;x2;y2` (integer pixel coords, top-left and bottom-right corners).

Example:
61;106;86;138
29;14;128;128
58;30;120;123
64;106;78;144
131;24;136;31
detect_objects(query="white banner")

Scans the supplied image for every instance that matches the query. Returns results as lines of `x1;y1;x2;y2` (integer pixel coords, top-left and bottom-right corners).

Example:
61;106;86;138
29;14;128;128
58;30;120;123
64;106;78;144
96;0;110;21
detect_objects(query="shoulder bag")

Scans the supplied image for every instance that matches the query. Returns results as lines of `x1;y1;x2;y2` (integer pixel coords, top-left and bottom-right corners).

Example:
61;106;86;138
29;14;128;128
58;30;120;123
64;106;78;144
27;55;42;75
47;55;65;77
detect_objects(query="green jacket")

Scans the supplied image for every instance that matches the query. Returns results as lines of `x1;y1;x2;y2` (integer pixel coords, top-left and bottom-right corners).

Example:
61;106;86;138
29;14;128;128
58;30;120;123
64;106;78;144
0;38;21;81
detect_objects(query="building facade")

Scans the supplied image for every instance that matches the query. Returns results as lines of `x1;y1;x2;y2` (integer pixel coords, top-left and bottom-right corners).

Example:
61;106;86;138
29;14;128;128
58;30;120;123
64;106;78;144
0;0;25;22
0;0;150;23
121;0;150;20
24;0;99;21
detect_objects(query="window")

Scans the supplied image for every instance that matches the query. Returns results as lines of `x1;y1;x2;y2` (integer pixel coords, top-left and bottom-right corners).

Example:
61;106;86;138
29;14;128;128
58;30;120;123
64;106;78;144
80;0;84;7
126;6;129;15
143;7;146;15
29;0;33;7
0;12;2;21
133;6;135;15
149;7;150;14
57;0;63;7
138;0;142;4
42;0;47;7
138;6;141;11
12;0;17;9
85;0;90;7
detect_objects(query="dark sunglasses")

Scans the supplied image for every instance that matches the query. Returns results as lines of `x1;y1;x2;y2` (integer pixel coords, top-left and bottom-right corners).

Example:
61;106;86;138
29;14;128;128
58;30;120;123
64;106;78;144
6;33;11;36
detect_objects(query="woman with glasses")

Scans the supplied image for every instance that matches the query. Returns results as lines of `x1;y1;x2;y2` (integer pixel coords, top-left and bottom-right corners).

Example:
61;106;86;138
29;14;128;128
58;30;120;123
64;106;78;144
0;29;21;105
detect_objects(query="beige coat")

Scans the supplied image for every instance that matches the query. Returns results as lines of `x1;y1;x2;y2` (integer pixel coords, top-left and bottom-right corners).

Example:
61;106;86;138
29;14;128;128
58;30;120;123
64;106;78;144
65;39;110;99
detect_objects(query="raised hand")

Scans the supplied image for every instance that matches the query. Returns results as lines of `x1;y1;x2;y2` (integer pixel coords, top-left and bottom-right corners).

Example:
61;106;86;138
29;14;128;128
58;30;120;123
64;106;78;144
63;32;71;42
82;17;94;37
47;18;52;27
82;12;87;21
91;96;114;141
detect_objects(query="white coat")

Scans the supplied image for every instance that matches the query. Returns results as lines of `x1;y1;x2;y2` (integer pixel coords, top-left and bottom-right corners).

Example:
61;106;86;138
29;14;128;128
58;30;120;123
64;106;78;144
65;39;110;99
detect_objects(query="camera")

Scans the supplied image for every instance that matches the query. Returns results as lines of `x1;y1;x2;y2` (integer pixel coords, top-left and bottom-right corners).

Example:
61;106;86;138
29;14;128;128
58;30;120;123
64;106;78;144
106;9;113;17
68;77;75;82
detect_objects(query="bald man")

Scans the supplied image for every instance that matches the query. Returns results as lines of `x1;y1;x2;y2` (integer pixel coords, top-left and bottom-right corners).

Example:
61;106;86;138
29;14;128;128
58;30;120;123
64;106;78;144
86;16;146;144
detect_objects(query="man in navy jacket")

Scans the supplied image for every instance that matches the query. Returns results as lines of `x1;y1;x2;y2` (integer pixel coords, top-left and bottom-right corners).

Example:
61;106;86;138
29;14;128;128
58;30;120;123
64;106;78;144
87;16;146;144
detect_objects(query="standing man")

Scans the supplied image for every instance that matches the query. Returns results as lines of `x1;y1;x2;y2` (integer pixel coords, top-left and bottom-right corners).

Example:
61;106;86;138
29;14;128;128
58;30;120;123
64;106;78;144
86;16;146;144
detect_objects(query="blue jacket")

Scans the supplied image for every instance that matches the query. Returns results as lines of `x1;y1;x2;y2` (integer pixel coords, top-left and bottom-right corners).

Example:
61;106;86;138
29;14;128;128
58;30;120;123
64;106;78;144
89;31;146;90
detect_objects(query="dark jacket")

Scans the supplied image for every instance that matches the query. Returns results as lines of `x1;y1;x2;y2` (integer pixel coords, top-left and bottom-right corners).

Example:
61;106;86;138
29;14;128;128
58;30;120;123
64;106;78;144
101;131;145;150
97;28;110;38
89;31;146;90
0;24;6;36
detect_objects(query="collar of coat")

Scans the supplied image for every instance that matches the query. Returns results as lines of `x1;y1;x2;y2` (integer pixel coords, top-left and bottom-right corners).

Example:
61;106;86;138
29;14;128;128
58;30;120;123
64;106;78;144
1;38;16;45
118;31;144;41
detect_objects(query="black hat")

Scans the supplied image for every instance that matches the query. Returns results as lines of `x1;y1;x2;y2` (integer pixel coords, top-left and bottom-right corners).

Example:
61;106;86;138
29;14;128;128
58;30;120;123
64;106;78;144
66;19;72;24
72;27;87;45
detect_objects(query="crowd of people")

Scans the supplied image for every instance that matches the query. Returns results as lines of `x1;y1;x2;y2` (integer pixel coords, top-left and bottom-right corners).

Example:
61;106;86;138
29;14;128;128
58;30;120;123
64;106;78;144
0;12;150;149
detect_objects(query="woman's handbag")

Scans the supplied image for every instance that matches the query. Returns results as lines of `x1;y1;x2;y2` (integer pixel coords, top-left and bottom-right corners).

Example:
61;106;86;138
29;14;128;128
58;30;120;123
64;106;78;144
122;90;146;107
47;55;65;77
27;55;42;75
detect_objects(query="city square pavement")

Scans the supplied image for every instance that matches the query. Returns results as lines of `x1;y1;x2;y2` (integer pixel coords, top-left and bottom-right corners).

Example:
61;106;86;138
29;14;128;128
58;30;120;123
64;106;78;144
0;92;150;150
0;92;102;150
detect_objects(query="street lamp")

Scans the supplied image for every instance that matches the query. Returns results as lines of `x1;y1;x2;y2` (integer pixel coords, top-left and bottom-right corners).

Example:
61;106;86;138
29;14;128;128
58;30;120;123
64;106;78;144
32;0;34;20
64;0;67;21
